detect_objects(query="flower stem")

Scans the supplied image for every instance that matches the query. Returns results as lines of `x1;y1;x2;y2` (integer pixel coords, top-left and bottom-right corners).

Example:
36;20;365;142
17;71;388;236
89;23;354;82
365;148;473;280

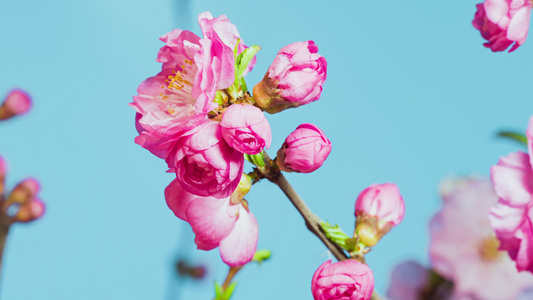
222;266;243;290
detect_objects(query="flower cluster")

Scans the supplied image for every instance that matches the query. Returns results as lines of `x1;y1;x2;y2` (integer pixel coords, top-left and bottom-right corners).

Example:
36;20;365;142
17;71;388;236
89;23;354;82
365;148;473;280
131;12;329;267
490;116;533;274
0;156;45;224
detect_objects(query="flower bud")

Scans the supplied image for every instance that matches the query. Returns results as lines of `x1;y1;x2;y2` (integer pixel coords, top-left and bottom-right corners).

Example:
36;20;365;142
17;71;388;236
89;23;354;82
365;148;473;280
4;178;44;223
354;183;405;247
0;89;32;120
220;104;272;155
12;198;45;223
253;41;327;113
311;259;374;300
0;156;6;195
276;123;331;173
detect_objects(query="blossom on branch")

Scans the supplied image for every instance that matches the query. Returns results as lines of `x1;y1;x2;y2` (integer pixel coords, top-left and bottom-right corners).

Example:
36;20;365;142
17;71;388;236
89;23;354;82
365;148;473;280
472;0;532;52
311;259;374;300
490;116;533;273
0;89;32;121
253;41;327;113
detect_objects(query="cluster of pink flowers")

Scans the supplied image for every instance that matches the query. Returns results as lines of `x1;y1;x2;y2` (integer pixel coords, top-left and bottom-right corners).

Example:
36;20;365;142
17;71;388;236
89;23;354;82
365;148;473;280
0;156;44;224
490;116;533;274
472;0;532;52
131;12;330;267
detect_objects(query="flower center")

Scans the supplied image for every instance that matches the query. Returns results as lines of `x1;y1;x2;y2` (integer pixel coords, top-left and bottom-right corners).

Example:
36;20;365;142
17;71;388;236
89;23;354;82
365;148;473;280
158;59;197;117
479;236;502;262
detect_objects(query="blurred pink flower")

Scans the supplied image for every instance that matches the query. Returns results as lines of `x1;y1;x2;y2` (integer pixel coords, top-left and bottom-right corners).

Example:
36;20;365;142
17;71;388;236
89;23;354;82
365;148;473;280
167;120;244;199
311;259;374;300
472;0;532;52
276;123;331;173
165;179;258;267
131;12;250;158
3;178;45;223
253;41;327;113
430;176;533;300
490;116;533;273
220;103;272;155
387;261;430;300
0;89;32;120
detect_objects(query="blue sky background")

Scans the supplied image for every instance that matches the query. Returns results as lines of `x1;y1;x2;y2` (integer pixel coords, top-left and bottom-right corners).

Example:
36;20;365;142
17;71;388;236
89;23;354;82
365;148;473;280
0;0;532;299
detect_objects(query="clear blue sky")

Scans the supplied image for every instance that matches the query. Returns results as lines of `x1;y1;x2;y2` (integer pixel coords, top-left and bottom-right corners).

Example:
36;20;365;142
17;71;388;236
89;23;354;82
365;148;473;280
1;0;532;299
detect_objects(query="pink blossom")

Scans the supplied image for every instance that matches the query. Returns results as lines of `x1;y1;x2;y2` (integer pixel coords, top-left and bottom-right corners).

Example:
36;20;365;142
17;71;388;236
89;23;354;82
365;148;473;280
131;12;247;157
490;116;533;273
167;120;244;199
0;89;32;120
165;179;258;267
253;41;327;113
354;183;405;226
387;261;430;300
276;123;331;173
220;104;272;155
472;0;532;52
4;178;45;223
430;176;533;299
311;259;374;300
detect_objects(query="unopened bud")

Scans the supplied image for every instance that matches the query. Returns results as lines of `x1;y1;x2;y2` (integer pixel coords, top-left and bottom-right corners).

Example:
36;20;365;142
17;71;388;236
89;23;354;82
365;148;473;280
0;89;32;120
12;198;45;223
354;183;405;247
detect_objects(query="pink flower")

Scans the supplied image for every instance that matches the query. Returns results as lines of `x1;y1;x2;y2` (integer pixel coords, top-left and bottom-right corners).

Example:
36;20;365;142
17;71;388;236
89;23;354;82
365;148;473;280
490;116;533;273
165;179;258;267
3;178;45;223
472;0;532;52
220;104;272;155
430;176;533;299
167;120;244;199
253;41;327;113
353;183;404;247
311;259;374;300
0;89;32;120
387;261;430;300
355;183;405;226
131;12;249;158
276;123;331;173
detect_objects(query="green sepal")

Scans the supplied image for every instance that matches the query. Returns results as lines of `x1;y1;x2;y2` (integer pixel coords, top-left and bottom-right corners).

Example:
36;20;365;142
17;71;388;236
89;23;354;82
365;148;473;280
214;282;237;300
252;249;271;265
497;131;527;146
321;221;356;252
214;91;226;106
235;45;261;82
244;151;265;168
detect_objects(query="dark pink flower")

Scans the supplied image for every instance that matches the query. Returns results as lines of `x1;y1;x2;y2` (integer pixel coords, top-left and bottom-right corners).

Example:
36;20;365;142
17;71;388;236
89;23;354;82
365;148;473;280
220;103;272;155
355;183;405;226
311;259;374;300
490;116;533;273
430;176;533;299
0;89;32;120
472;0;532;52
253;41;327;113
276;123;331;173
165;179;258;267
167;120;244;199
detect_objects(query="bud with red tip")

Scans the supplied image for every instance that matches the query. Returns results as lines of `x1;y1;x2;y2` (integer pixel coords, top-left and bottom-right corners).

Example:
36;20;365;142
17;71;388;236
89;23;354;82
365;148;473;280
354;183;405;247
0;89;32;120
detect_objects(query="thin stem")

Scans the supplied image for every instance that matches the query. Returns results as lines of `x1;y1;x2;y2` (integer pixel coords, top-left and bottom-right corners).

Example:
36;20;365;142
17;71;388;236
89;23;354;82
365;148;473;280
0;212;10;284
222;266;243;290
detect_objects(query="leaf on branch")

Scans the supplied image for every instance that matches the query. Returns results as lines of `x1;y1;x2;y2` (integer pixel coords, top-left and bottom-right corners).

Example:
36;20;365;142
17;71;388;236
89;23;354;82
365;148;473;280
214;282;237;300
497;131;527;146
252;249;271;265
321;221;356;252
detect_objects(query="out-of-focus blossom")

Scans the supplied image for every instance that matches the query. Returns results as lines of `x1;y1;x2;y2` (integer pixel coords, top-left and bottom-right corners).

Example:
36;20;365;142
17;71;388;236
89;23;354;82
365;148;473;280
167;120;244;199
490;116;533;273
165;179;258;267
472;0;532;52
131;12;251;158
430;176;533;300
276;123;331;173
0;156;6;195
3;178;45;223
354;183;404;247
220;103;272;155
0;89;32;120
311;259;374;300
387;261;430;300
253;41;327;113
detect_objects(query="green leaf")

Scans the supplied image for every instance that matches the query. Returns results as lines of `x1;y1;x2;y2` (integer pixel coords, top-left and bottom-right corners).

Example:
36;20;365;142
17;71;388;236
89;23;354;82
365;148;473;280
214;282;237;300
320;221;356;252
252;249;271;264
248;151;265;168
497;131;527;146
235;45;261;81
223;282;237;299
214;282;223;298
